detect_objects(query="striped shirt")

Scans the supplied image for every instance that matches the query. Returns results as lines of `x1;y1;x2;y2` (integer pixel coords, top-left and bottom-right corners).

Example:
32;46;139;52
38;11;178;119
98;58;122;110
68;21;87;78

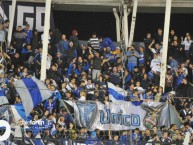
88;38;100;51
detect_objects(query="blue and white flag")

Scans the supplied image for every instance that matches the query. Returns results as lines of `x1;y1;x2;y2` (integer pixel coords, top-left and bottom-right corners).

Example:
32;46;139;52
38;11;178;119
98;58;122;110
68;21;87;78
14;77;52;116
11;104;32;122
107;82;127;102
0;89;8;105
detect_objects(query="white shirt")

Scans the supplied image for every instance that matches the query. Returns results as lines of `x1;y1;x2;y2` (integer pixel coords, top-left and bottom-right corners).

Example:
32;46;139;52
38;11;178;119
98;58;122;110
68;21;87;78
182;40;193;50
150;58;161;68
152;65;161;72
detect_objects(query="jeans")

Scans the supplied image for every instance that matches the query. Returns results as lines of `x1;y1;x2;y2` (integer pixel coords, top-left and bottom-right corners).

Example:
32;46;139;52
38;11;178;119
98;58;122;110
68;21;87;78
148;71;154;79
127;62;137;72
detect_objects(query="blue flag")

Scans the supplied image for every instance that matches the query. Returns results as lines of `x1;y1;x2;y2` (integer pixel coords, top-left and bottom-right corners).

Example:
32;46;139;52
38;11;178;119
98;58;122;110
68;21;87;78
11;103;32;122
14;77;51;116
107;82;127;102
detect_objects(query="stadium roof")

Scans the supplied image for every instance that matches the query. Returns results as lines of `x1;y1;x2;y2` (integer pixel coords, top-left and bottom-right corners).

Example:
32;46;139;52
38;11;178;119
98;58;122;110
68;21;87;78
6;0;193;13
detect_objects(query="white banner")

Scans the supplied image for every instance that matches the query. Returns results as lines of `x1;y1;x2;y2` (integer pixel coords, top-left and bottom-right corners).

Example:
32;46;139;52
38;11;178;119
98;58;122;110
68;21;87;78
69;101;183;131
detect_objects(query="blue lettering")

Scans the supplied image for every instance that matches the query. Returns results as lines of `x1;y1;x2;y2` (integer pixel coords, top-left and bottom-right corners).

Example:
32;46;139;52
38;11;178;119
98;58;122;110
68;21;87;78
131;115;140;126
123;115;130;126
111;113;120;124
100;109;110;124
100;110;140;127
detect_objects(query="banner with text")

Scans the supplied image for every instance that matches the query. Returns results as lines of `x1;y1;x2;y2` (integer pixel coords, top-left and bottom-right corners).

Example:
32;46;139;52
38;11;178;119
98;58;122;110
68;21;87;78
1;1;54;31
72;101;183;131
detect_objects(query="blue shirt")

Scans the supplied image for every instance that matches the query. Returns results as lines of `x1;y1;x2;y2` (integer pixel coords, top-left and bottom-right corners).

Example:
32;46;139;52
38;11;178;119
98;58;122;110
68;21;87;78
100;38;116;51
176;74;186;86
86;137;99;145
132;133;142;142
44;101;56;114
139;52;145;65
119;135;129;145
143;93;154;100
23;29;33;44
58;40;68;55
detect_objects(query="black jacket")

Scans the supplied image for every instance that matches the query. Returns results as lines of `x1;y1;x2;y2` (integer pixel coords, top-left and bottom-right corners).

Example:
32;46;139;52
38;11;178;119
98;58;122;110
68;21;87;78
176;83;193;98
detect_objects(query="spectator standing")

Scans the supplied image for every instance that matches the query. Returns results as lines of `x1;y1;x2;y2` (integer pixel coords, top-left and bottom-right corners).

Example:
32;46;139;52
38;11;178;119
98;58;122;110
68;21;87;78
69;30;79;51
170;40;184;64
13;26;25;54
52;27;62;46
144;33;153;61
88;32;100;53
154;28;163;45
58;34;68;57
34;47;43;78
31;30;40;51
181;34;193;59
126;46;140;72
138;46;145;68
67;41;77;63
90;48;104;81
99;36;116;51
169;29;175;46
148;40;162;59
23;24;33;44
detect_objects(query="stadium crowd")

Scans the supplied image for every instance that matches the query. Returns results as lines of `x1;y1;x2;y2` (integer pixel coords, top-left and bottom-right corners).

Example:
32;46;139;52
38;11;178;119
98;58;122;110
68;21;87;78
0;19;193;145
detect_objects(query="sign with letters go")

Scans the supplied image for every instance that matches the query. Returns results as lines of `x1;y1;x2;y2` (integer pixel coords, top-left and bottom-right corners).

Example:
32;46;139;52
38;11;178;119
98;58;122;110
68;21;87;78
0;1;54;31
